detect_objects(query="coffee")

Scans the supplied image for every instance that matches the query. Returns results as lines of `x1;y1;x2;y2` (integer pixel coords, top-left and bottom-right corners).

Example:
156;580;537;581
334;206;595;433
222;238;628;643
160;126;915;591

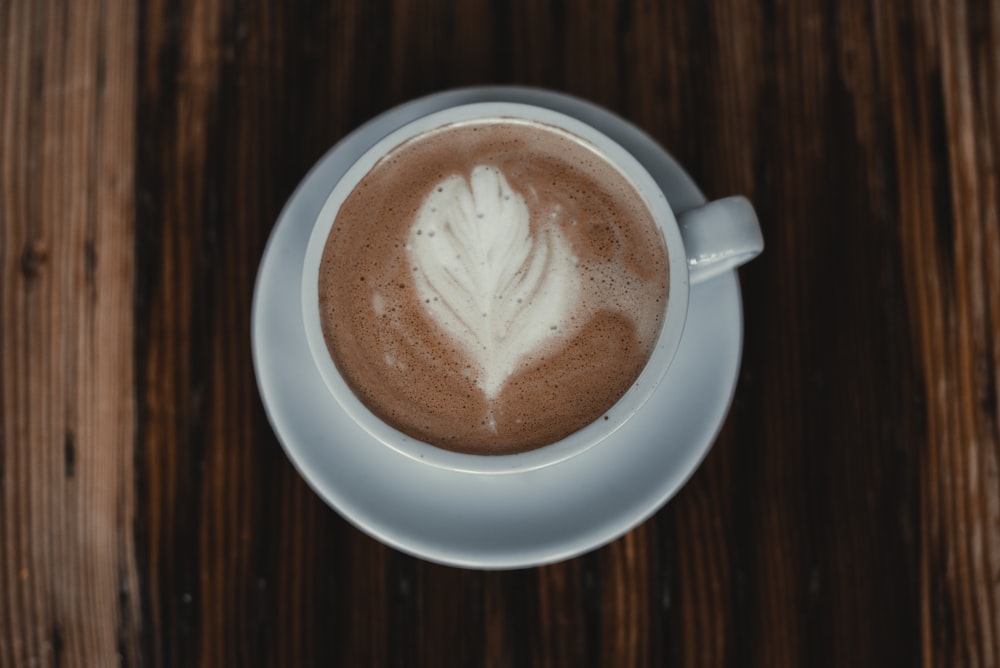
318;119;669;455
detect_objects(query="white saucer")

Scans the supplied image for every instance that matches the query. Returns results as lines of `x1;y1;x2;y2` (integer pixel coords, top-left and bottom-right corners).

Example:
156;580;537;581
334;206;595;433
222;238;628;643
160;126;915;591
252;87;743;569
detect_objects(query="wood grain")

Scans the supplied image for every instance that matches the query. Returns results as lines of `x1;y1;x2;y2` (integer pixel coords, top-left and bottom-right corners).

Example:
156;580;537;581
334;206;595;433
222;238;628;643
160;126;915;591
2;0;999;666
0;0;139;666
893;2;1000;664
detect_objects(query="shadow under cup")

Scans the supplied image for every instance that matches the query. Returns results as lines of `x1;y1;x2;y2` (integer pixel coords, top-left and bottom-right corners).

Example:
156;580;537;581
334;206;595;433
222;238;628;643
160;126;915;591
301;103;691;474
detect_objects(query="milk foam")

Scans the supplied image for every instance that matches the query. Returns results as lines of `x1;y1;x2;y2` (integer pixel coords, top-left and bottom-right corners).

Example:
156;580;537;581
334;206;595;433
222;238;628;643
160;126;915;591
407;165;581;399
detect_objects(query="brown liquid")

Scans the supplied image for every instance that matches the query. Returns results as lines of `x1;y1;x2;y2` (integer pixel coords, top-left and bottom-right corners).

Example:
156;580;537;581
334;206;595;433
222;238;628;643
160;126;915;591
318;119;669;455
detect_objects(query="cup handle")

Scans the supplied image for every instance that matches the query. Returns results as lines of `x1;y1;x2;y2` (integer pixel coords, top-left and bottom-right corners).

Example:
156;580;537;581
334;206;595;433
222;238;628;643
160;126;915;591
676;195;763;285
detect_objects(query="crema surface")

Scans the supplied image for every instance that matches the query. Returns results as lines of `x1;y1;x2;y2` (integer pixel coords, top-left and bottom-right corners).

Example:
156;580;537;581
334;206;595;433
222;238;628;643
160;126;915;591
319;120;669;454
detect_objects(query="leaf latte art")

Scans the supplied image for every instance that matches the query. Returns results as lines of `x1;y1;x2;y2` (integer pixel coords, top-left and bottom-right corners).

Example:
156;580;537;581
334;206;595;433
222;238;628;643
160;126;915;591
408;166;581;399
318;119;669;454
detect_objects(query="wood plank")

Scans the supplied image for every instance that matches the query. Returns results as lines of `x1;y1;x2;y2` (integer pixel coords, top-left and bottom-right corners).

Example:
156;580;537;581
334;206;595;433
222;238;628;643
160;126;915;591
899;1;1000;665
0;0;139;666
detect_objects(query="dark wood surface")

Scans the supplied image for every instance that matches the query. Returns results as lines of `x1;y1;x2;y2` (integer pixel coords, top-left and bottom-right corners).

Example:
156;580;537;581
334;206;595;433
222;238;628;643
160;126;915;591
2;0;999;665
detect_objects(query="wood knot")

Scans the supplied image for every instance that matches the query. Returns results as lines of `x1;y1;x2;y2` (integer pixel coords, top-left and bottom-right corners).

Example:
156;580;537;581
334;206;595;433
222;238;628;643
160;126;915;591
64;430;76;478
84;238;97;286
20;241;48;280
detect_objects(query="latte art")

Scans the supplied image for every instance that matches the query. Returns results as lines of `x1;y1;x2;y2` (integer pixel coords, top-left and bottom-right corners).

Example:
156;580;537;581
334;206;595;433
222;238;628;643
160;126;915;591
318;119;669;454
408;166;581;399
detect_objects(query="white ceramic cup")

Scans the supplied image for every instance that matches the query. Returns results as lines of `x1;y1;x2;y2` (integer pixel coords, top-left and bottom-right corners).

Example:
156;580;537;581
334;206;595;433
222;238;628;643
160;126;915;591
301;102;762;475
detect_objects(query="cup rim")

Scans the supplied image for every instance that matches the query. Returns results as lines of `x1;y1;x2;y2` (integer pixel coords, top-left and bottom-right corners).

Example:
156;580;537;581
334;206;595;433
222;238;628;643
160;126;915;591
301;102;690;474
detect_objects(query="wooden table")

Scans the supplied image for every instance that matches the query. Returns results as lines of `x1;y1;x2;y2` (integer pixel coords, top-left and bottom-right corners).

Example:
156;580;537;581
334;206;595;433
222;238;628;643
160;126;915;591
2;0;998;665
